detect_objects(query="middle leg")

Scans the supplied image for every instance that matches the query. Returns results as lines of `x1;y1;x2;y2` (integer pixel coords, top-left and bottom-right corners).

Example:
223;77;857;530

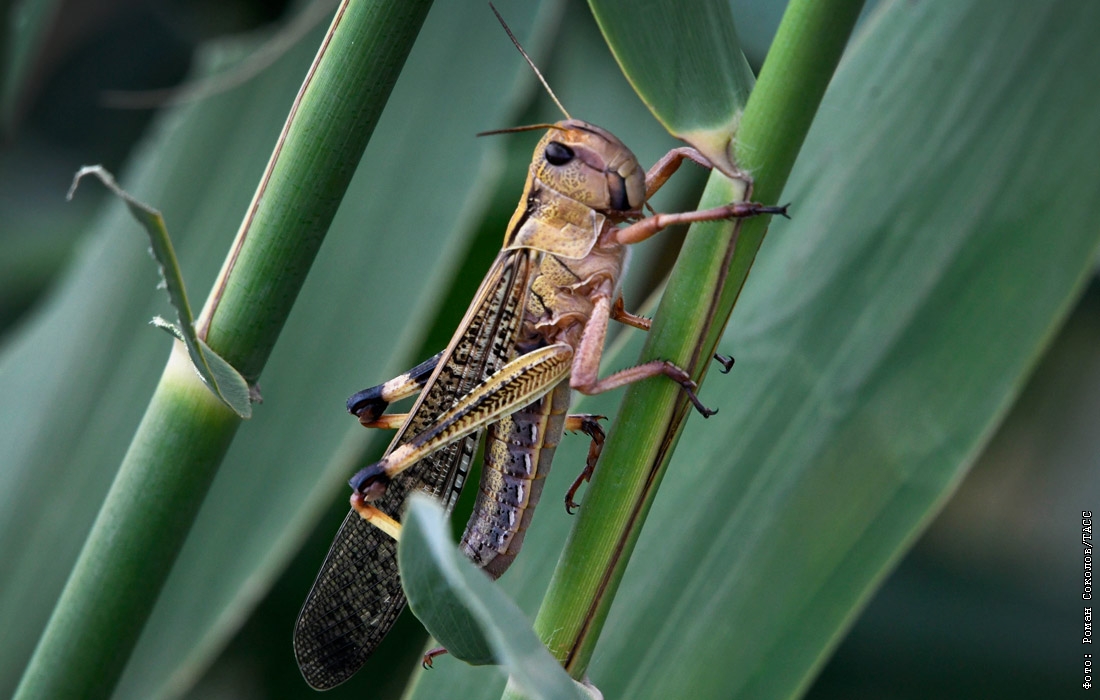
570;295;716;417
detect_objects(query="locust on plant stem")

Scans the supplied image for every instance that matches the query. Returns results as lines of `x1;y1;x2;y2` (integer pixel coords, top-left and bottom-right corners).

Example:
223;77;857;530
293;5;786;690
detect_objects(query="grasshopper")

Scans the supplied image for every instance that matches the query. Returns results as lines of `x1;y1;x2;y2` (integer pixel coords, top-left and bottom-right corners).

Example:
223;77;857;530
293;7;786;690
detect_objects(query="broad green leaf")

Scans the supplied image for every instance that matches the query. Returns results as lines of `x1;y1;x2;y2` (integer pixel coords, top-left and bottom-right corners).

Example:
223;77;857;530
1;0;62;130
805;282;1100;697
577;2;1100;698
69;166;252;418
588;0;755;177
406;1;1100;699
399;496;587;700
401;497;494;666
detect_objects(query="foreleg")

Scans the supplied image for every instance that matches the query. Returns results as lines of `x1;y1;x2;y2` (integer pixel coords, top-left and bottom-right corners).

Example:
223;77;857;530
570;296;716;417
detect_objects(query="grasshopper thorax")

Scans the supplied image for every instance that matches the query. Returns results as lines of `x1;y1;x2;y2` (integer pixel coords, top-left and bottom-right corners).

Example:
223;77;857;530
504;119;645;259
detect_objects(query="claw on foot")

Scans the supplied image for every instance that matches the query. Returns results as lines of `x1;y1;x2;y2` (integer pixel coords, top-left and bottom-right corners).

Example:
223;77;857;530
713;353;735;374
769;202;792;219
730;201;791;220
565;475;589;514
422;647;448;669
660;360;717;417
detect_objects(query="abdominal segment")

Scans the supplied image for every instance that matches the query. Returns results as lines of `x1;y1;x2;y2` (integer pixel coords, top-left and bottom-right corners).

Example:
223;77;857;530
459;381;570;579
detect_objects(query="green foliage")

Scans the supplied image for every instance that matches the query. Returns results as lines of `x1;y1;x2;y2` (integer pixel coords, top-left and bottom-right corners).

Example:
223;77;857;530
399;496;588;700
69;166;252;417
589;0;755;177
1;0;1096;699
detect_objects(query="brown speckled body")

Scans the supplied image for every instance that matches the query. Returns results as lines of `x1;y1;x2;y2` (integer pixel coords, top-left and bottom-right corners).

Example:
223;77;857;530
454;121;638;578
297;119;654;687
460;238;627;577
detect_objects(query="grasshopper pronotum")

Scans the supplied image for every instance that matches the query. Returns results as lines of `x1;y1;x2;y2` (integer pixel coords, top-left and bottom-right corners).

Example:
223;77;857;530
293;7;786;689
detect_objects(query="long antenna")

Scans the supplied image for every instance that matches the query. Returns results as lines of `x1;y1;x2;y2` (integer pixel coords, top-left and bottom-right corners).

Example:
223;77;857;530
489;2;572;120
477;123;566;137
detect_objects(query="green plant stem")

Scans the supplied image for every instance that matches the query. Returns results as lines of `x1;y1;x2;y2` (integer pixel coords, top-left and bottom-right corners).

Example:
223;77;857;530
196;2;431;379
515;0;866;691
13;1;433;698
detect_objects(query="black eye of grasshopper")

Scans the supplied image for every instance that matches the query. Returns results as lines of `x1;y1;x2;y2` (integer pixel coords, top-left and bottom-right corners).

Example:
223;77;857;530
545;141;574;166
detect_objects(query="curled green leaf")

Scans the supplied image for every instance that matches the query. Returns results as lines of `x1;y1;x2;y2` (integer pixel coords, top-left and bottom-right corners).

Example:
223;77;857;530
68;166;251;418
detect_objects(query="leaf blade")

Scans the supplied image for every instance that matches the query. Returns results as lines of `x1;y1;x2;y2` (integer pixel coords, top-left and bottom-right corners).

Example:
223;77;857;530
68;166;252;418
588;0;755;177
400;496;588;700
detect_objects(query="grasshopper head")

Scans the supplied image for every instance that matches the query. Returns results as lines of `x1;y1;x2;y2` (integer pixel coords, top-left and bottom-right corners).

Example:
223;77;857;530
502;119;645;258
533;119;645;213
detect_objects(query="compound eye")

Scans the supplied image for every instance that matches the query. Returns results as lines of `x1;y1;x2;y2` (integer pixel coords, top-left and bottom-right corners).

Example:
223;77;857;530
545;141;574;166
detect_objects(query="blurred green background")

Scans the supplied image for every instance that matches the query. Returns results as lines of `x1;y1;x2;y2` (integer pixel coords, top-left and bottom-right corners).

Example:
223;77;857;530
1;0;1095;698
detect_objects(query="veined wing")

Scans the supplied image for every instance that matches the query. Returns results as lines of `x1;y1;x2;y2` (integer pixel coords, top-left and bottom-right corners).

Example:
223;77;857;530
294;248;538;689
